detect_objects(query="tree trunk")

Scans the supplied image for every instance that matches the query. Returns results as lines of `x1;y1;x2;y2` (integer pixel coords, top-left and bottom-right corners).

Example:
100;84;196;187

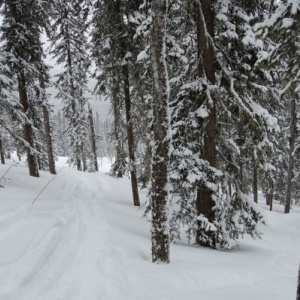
113;0;140;206
39;74;56;175
111;77;125;178
81;144;87;171
150;0;170;263
195;0;217;249
0;135;5;164
18;72;39;177
297;262;300;300
123;65;140;206
88;105;99;172
253;161;258;203
285;97;296;214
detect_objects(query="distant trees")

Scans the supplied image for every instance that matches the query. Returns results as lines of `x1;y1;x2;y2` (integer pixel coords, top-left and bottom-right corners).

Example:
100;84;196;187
50;0;91;171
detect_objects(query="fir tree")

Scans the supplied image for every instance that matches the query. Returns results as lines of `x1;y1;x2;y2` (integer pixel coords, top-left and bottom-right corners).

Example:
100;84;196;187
0;0;52;177
92;0;143;206
50;0;90;171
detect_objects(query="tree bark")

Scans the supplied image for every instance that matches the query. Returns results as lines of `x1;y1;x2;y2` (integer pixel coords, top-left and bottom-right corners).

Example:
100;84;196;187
88;105;99;172
111;75;125;178
18;72;39;177
150;0;170;263
285;97;296;214
113;0;140;206
297;262;300;300
0;135;5;164
39;74;56;175
123;65;140;206
195;0;217;248
253;161;258;203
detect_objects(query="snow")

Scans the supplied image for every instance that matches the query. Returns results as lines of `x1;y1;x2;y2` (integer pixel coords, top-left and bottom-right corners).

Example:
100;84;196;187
0;156;300;300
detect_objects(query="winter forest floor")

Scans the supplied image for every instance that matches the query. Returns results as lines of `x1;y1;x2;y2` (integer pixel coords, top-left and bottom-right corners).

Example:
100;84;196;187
0;156;299;300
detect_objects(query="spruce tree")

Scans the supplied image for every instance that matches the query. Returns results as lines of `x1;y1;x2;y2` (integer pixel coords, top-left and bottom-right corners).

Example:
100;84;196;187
0;0;51;177
255;1;300;213
92;0;142;206
50;0;90;171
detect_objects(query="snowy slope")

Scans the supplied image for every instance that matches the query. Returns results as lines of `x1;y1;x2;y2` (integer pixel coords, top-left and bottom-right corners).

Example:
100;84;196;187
0;157;299;300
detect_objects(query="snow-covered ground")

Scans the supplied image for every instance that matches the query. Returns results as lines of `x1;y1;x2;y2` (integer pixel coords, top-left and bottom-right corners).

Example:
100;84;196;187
0;156;299;300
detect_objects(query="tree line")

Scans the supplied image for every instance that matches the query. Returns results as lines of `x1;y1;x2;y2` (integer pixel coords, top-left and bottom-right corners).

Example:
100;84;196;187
0;0;299;263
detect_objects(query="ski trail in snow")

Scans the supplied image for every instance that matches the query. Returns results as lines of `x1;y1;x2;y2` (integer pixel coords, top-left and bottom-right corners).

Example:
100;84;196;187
0;167;128;300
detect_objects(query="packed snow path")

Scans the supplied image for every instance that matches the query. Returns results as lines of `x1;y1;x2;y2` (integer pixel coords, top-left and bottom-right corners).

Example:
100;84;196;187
0;158;300;300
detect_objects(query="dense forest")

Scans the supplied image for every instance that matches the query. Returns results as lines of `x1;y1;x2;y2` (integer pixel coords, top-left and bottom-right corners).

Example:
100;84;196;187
0;0;299;263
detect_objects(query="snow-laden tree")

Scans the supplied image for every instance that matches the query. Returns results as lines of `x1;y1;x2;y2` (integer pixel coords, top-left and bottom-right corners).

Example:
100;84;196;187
53;110;69;157
255;0;300;213
50;0;90;171
0;0;53;177
163;0;274;249
91;0;143;206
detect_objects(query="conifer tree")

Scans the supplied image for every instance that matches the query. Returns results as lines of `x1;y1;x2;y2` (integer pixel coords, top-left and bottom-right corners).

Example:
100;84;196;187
166;0;270;248
50;0;90;171
255;0;300;213
0;0;51;177
92;0;141;206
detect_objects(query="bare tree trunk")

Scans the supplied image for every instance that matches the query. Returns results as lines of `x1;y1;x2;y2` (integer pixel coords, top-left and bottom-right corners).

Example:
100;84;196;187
150;0;170;263
297;262;300;300
0;135;5;164
195;0;217;249
111;78;125;178
113;0;140;206
39;74;56;175
285;97;296;214
88;105;98;172
18;72;39;177
253;161;258;203
123;65;140;206
269;192;273;211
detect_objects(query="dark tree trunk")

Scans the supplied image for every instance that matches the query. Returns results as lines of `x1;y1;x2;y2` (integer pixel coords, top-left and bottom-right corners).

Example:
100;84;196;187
123;65;140;206
88;105;99;172
113;0;140;206
195;0;217;249
112;77;125;178
39;74;56;175
269;192;273;211
297;262;300;300
150;0;170;263
17;149;21;161
253;161;258;203
266;182;274;211
0;136;5;164
285;97;296;214
18;72;39;177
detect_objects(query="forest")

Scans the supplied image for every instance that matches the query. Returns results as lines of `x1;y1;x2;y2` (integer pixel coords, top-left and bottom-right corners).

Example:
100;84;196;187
0;0;300;273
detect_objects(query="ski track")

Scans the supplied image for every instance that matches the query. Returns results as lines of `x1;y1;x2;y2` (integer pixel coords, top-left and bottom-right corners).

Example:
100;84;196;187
0;167;128;300
0;159;300;300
